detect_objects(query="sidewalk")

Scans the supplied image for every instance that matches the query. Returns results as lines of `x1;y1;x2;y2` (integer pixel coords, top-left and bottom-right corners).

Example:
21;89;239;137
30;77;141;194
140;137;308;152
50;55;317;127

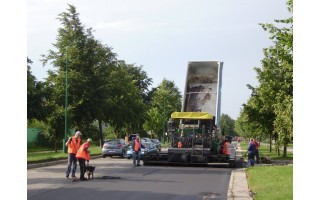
227;142;253;200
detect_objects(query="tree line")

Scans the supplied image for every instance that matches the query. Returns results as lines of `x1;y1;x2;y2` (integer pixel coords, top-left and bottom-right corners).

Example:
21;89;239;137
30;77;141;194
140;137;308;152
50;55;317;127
27;4;182;150
235;0;293;157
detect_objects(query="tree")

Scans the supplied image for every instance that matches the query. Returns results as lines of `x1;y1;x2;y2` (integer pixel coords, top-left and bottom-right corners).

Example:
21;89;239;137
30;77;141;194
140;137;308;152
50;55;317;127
27;58;47;121
144;79;182;140
220;114;237;136
41;4;117;147
235;0;293;156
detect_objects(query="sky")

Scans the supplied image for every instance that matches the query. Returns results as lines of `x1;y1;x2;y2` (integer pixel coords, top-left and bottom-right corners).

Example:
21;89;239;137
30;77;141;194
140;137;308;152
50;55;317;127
27;0;292;120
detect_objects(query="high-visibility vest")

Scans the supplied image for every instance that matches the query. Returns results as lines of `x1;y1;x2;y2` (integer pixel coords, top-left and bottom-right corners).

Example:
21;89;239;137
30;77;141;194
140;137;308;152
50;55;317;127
67;136;81;154
223;142;230;155
178;141;182;148
76;142;90;160
134;139;141;151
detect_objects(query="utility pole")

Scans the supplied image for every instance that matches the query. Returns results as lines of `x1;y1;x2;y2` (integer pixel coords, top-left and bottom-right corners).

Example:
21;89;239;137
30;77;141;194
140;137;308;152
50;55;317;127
63;48;69;153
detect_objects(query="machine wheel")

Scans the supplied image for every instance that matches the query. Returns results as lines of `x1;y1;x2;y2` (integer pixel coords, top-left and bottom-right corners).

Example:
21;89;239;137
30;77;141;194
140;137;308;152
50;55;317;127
229;160;236;168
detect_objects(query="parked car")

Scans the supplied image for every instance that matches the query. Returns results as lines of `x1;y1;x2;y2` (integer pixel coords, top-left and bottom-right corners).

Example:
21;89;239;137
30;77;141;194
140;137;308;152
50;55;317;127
151;139;161;151
102;139;129;158
141;137;152;143
126;142;158;159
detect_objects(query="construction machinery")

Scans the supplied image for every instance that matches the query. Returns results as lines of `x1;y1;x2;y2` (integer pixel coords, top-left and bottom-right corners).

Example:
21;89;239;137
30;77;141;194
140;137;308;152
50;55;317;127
143;61;237;167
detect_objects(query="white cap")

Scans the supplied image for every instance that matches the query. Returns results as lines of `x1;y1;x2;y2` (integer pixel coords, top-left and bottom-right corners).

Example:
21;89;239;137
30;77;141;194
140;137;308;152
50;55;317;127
75;131;82;136
87;138;92;142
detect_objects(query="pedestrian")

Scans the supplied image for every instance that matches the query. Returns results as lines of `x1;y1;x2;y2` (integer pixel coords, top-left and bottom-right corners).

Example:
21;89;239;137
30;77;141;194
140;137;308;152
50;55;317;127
253;138;260;164
247;138;257;167
132;135;144;166
65;131;82;179
76;138;92;181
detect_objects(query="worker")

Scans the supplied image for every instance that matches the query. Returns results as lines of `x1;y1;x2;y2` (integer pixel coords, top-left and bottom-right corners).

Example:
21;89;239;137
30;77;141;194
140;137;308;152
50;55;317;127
65;131;82;179
178;140;183;148
223;139;230;155
76;138;92;181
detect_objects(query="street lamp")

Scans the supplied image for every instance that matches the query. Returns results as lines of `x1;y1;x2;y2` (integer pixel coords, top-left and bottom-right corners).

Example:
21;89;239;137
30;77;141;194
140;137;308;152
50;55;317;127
63;48;69;153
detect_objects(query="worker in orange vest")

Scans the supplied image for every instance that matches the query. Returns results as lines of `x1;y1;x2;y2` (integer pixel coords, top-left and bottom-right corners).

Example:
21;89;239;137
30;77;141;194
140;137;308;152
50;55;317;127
132;135;145;166
178;140;183;148
65;131;82;179
76;138;92;181
223;139;230;155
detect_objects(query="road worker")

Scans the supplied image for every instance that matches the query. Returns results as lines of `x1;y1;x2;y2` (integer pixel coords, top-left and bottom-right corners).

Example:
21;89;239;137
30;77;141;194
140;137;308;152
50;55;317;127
76;138;92;181
65;131;82;179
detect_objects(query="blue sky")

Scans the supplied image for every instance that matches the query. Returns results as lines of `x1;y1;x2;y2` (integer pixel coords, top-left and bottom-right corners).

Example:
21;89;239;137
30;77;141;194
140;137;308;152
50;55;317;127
27;0;292;120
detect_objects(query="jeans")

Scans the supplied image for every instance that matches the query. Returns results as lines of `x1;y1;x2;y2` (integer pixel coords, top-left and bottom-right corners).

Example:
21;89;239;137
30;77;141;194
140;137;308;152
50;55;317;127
132;151;141;166
248;151;255;167
66;153;77;177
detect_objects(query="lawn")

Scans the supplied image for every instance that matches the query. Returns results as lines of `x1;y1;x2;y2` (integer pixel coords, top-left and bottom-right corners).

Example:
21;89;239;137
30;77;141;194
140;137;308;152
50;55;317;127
27;145;102;163
246;165;293;200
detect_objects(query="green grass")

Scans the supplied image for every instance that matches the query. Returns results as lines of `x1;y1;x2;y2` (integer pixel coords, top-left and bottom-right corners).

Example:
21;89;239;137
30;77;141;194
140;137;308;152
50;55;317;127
27;145;102;164
240;142;293;160
247;165;293;200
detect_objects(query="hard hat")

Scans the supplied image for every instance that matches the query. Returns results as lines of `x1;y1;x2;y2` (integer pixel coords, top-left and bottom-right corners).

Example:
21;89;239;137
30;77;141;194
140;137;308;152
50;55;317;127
87;138;92;142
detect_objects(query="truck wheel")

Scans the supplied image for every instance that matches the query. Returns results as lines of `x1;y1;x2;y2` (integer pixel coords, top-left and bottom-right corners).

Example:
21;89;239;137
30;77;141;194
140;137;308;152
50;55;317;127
229;160;236;168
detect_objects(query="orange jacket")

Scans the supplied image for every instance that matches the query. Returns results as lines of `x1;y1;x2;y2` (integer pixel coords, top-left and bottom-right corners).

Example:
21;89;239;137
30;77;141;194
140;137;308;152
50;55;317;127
76;142;90;161
133;139;141;152
67;136;81;154
178;141;182;148
223;141;230;155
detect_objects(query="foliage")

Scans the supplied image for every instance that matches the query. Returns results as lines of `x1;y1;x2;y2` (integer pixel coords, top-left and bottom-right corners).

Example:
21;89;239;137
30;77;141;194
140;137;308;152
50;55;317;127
235;0;292;156
144;79;182;139
220;114;237;136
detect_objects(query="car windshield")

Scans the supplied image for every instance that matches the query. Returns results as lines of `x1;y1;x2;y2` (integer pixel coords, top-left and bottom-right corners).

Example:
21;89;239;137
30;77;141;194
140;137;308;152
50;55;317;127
105;140;119;145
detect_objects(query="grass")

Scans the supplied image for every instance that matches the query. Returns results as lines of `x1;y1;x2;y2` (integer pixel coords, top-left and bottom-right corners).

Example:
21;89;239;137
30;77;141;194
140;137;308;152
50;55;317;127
27;145;102;163
246;165;293;200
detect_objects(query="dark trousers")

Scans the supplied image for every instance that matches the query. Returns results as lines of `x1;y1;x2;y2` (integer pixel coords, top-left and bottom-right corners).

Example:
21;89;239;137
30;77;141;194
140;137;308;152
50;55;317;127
255;150;260;164
66;153;77;177
78;158;86;179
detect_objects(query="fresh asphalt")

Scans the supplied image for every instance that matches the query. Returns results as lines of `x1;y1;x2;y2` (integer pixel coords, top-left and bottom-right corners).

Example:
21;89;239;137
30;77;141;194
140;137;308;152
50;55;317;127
28;143;252;200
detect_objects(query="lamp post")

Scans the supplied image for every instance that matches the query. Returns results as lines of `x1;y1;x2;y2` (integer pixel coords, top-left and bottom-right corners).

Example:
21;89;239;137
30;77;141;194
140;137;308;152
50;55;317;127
63;48;69;153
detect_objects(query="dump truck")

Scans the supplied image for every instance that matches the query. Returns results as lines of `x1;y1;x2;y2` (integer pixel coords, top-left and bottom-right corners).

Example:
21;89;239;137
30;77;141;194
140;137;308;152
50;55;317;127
143;61;237;167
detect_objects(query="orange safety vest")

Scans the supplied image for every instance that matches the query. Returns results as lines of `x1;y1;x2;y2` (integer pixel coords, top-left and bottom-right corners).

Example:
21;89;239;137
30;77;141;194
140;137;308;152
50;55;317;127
134;139;141;151
76;142;90;161
67;136;81;154
178;141;182;148
223;141;230;155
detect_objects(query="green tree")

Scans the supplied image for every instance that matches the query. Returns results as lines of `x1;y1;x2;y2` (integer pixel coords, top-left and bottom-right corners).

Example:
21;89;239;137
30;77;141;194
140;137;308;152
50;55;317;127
235;0;292;157
41;4;116;147
220;114;237;136
144;79;182;140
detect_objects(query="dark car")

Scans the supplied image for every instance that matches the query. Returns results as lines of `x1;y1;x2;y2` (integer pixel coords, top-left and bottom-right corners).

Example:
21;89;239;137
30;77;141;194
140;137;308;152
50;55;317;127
151;139;161;151
102;139;129;158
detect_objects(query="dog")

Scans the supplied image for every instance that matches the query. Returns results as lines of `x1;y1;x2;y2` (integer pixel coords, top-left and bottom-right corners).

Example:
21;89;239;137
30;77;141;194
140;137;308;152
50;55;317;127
85;170;93;180
85;166;95;180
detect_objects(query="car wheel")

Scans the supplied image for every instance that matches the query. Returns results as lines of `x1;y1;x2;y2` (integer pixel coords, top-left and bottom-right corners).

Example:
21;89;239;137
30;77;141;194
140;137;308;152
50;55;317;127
102;155;106;158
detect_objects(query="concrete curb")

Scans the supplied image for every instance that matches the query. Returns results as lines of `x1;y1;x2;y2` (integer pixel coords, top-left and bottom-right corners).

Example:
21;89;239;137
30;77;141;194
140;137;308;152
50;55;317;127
227;168;253;200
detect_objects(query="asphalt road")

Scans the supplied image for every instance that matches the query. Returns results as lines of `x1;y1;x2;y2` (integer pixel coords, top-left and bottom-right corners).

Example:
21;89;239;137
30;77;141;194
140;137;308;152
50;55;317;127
28;157;232;200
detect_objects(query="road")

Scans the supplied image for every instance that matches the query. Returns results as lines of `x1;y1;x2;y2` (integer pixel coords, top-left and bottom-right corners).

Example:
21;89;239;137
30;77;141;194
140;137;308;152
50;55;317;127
28;157;232;200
